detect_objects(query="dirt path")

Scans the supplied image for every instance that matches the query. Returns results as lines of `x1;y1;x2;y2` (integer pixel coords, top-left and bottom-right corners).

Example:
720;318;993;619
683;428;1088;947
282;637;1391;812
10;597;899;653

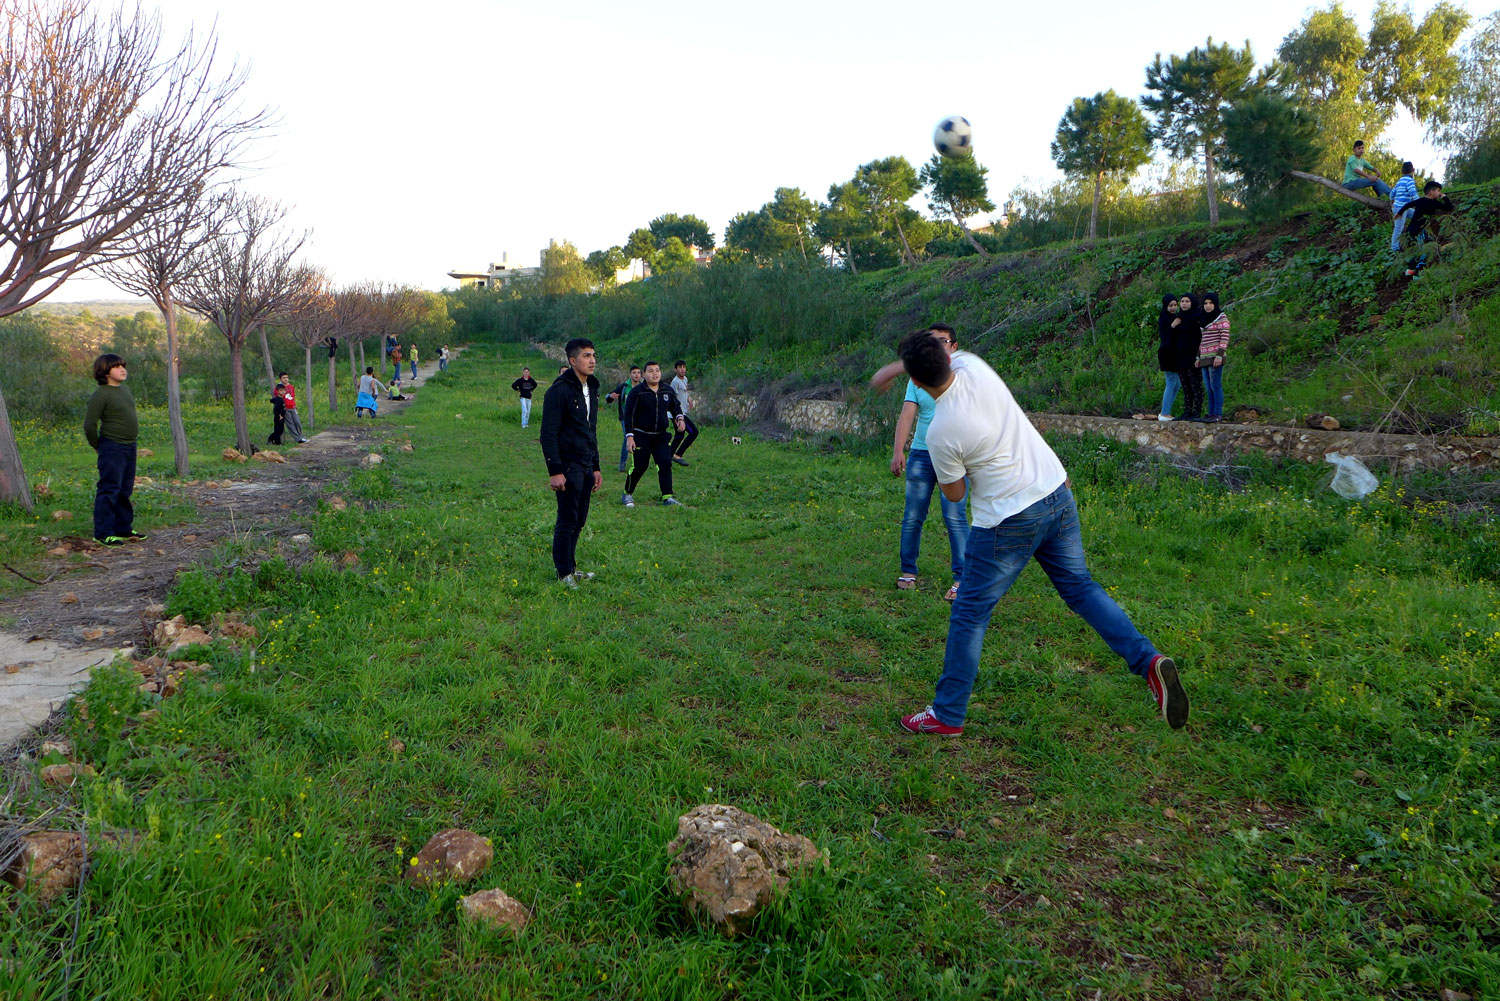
0;354;451;749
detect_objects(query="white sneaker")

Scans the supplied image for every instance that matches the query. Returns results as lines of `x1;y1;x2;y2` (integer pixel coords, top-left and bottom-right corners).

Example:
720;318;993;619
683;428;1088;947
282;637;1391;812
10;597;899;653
560;573;578;589
1157;414;1173;422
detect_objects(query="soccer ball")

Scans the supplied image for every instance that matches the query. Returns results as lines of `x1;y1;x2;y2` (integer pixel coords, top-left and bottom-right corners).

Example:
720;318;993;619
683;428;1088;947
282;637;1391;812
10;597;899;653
933;116;972;158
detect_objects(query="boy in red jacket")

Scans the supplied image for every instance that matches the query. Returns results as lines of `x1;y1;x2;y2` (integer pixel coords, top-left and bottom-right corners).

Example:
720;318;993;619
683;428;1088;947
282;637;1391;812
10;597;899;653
278;372;310;443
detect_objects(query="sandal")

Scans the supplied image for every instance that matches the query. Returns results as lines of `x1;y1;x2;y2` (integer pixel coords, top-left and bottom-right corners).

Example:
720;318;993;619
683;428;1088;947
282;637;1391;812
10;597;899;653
896;574;917;590
944;581;960;602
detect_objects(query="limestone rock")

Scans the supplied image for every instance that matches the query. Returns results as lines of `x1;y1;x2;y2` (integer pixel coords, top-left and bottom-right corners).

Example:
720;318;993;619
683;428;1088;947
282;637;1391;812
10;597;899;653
1305;413;1341;430
51;510;71;521
399;443;413;452
32;483;52;498
252;450;286;463
222;447;247;462
290;533;312;545
153;614;213;653
666;803;826;936
459;888;531;932
406;829;492;887
215;616;258;640
40;762;97;787
138;447;154;457
362;453;384;467
328;496;348;512
60;592;79;605
4;831;84;903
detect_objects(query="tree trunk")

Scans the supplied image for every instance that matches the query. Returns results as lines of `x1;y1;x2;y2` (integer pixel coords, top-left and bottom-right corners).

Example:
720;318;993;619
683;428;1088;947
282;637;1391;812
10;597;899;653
1287;170;1389;209
953;203;989;257
1204;142;1220;226
229;339;251;454
303;343;315;431
844;240;858;275
377;338;384;379
0;385;35;512
1089;172;1103;242
348;338;358;389
327;349;338;415
359;341;366;375
892;216;916;264
257;324;276;386
160;286;189;477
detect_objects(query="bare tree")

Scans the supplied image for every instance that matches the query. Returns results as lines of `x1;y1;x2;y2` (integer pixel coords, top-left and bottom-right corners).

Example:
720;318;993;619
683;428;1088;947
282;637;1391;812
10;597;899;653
97;187;229;477
178;194;308;454
284;270;336;431
331;282;379;412
0;0;270;509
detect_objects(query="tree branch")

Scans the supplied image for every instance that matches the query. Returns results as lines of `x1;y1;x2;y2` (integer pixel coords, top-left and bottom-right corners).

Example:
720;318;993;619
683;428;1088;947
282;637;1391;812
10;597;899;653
1287;170;1390;210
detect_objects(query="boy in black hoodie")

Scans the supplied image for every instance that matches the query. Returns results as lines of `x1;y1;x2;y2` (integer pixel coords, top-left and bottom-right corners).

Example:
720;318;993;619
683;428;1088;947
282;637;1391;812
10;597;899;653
268;385;287;445
539;339;602;586
621;361;687;507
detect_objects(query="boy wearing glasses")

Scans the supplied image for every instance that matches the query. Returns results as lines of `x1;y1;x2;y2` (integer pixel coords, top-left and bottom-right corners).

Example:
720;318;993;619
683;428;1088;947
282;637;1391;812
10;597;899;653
83;354;144;546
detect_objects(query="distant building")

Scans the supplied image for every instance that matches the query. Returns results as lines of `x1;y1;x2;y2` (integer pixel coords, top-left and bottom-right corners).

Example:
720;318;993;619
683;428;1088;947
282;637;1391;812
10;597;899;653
446;252;539;290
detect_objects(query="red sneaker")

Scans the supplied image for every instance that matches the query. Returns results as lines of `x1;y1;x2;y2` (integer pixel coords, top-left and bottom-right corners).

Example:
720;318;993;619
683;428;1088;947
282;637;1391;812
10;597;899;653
1146;655;1189;729
899;706;963;736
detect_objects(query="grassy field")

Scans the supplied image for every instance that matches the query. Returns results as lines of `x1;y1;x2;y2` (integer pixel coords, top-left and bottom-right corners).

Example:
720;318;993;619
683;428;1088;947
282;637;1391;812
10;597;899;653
4;347;1497;999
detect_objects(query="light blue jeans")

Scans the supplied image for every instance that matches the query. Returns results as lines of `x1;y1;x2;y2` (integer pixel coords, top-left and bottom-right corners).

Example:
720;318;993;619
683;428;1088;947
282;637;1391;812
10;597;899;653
520;398;532;427
1160;371;1182;415
930;485;1157;726
1202;364;1224;418
1391;206;1415;251
1344;177;1392;199
901;449;969;579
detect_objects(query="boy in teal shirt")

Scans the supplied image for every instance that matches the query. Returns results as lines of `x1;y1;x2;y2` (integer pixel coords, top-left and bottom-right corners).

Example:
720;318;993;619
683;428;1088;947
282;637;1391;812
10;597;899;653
1342;140;1391;198
83;353;144;546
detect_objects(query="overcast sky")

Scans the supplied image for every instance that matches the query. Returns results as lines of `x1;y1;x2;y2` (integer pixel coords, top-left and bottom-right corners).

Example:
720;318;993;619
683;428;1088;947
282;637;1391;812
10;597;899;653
59;0;1469;301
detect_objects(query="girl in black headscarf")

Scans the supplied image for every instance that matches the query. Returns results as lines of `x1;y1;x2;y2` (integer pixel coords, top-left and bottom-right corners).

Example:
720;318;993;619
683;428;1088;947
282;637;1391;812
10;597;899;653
1170;293;1205;421
1156;294;1181;420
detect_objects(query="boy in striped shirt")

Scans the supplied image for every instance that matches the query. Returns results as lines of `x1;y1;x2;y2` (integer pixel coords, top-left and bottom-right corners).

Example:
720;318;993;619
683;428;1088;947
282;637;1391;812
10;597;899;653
1390;161;1419;252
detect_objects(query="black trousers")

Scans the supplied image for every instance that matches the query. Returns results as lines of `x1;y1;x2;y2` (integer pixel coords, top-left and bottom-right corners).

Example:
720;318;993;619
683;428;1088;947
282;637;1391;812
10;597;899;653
1177;368;1204;418
626;431;674;496
671;414;699;456
93;438;136;540
552;462;593;578
269;412;285;444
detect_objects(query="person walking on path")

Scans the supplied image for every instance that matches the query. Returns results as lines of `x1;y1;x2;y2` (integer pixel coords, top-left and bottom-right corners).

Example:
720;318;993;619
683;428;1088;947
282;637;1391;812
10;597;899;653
1390;161;1420;252
669;360;699;466
540;338;603;587
408;344;419;381
439;345;450;372
83;353;144;546
621;361;688;508
889;326;969;600
278;372;309;443
268;385;288;445
886;332;1188;736
605;365;643;472
1343;140;1391;198
356;366;385;417
511;367;539;428
1194;293;1230;423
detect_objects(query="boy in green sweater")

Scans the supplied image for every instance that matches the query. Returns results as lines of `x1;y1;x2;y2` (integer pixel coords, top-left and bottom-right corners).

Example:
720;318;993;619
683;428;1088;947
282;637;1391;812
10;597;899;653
83;354;144;546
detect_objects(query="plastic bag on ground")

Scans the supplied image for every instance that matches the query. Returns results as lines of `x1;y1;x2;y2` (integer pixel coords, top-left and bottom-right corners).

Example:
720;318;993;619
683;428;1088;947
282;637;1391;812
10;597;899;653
1325;452;1379;500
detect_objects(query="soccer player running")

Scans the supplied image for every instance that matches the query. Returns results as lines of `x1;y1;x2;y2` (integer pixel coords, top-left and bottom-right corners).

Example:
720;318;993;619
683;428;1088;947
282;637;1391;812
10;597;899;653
511;367;539;428
621;361;687;507
669;360;698;466
539;340;603;587
882;331;1188;735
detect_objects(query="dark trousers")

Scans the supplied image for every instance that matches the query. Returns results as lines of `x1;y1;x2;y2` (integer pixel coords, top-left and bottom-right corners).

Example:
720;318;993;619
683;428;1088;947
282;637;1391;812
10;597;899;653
269;412;285;445
93;438;136;541
1177;368;1204;418
552;463;593;578
626;431;674;496
671;415;699;457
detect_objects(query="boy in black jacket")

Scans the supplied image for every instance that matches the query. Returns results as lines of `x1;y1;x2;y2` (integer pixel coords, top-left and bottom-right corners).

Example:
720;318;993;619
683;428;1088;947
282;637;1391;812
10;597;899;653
621;361;687;507
539;339;602;586
268;385;287;445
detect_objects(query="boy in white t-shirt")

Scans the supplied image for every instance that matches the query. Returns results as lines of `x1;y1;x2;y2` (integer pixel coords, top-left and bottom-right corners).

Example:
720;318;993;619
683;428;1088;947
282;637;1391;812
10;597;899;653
889;332;1188;735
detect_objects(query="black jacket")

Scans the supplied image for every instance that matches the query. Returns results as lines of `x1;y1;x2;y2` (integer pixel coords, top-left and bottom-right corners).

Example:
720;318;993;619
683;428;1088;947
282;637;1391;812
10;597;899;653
540;369;601;475
623;382;683;436
511;376;538;399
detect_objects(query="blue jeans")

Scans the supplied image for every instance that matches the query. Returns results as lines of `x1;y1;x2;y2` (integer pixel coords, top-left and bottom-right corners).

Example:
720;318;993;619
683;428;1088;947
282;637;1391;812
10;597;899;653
411;360;417;379
1201;364;1224;418
1160;371;1181;415
930;485;1157;726
901;449;969;579
520;398;532;427
439;358;447;371
1391;206;1414;251
618;420;630;468
1344;177;1391;198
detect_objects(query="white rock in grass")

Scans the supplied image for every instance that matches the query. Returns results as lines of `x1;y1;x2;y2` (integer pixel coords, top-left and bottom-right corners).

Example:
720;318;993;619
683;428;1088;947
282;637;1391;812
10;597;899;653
459;888;530;933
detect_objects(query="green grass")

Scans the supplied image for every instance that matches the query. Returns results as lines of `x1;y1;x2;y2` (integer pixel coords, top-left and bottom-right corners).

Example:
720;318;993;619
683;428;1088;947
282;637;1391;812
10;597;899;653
3;347;1496;999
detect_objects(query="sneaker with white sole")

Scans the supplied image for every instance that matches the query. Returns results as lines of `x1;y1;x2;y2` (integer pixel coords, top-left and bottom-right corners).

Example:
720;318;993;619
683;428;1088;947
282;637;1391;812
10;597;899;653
1157;414;1174;422
1145;654;1188;729
622;493;634;507
899;705;963;736
560;573;579;589
662;495;682;506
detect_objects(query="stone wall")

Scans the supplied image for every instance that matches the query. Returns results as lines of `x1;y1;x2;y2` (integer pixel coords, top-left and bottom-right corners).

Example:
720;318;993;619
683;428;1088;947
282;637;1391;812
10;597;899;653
709;393;862;434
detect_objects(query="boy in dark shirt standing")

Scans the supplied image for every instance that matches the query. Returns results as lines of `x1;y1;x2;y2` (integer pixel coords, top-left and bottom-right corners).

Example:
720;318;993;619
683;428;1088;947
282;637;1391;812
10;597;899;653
511;367;539;428
269;385;287;445
83;354;143;546
539;340;602;586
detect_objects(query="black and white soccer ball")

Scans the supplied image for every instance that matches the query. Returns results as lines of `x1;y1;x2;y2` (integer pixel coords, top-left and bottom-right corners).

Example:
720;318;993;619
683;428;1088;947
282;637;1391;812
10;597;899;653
933;116;973;158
